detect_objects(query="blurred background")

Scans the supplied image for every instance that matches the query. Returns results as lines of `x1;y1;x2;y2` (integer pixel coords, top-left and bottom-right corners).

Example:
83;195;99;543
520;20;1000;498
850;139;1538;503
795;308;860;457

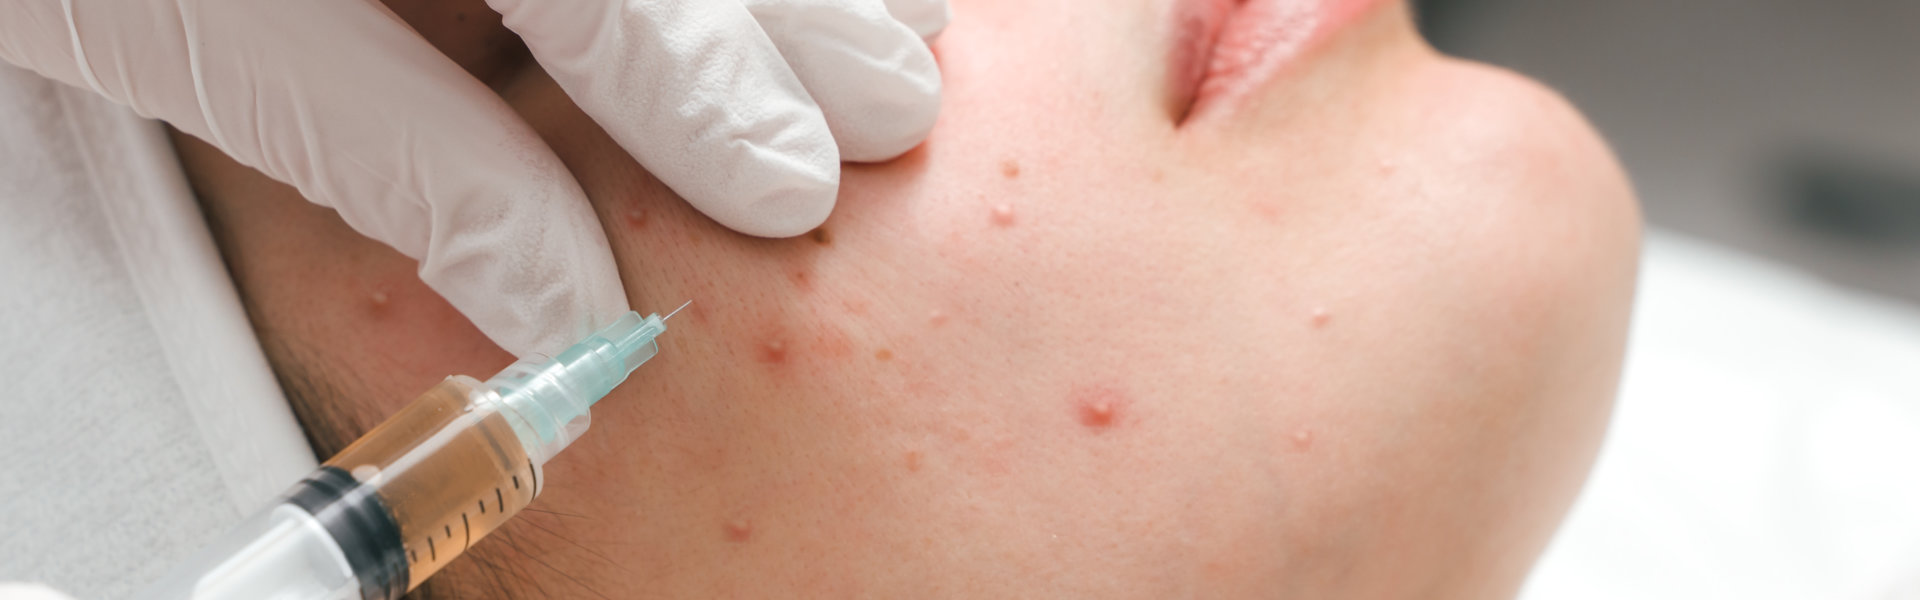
1414;1;1920;598
1419;0;1920;302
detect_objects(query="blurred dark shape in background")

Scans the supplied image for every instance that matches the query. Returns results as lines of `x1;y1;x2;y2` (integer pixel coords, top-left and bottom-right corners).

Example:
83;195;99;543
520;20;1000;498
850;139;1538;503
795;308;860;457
1415;0;1920;303
1780;149;1920;246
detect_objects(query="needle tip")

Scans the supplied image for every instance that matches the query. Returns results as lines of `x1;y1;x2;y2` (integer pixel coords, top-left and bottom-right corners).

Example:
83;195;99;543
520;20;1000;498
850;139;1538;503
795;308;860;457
664;300;693;321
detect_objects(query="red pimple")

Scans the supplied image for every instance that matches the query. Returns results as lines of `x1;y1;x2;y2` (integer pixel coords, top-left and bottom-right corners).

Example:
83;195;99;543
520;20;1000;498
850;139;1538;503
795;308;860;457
928;309;949;327
1081;401;1115;427
364;289;395;318
789;269;813;292
904;451;923;472
1070;385;1131;431
758;340;788;364
990;204;1016;227
623;208;649;229
874;349;894;362
724;519;753;542
1001;159;1021;179
1310;307;1331;328
1290;428;1315;451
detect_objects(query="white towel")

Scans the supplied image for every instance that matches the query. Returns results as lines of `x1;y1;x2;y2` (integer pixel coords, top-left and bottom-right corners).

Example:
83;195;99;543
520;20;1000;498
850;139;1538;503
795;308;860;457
0;65;313;598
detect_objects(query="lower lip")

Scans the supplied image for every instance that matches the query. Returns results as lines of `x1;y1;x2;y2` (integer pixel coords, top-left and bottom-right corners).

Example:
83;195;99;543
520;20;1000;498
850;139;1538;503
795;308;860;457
1186;0;1379;120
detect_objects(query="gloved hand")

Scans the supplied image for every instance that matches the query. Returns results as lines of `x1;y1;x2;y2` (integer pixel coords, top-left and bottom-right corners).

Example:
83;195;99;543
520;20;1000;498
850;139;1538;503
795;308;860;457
0;583;71;600
0;0;946;357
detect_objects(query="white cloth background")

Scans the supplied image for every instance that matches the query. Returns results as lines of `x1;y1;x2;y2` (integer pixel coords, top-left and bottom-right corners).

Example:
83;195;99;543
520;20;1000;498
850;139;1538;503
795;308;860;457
1523;233;1920;600
0;65;313;598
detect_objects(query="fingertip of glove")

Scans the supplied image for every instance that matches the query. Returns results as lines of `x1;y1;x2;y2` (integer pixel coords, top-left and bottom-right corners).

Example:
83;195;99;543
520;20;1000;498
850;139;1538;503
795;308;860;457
674;156;840;238
837;42;941;161
727;184;837;238
660;110;841;238
808;26;942;162
835;100;939;163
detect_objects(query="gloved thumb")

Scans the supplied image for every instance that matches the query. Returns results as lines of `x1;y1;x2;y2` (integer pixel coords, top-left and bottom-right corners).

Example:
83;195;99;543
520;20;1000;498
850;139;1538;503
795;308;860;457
0;0;630;356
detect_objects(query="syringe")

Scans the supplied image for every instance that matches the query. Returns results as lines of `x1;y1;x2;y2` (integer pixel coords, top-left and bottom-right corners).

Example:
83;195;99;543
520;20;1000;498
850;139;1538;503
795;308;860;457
135;305;684;600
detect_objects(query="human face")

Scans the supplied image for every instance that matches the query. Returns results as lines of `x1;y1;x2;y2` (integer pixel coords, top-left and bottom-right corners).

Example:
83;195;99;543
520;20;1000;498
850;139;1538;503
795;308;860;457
176;0;1639;597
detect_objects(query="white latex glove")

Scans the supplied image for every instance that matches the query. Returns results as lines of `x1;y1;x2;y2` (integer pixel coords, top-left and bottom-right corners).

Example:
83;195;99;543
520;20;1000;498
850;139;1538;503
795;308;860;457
0;0;946;357
0;584;71;600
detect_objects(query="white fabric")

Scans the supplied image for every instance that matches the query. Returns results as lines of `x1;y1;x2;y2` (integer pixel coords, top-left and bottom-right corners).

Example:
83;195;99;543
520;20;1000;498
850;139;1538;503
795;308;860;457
0;0;946;358
1522;232;1920;600
0;584;72;600
0;64;313;598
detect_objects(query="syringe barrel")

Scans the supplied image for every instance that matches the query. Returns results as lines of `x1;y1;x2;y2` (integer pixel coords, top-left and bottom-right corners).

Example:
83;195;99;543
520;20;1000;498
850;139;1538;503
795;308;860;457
136;376;541;600
135;311;666;600
317;375;539;593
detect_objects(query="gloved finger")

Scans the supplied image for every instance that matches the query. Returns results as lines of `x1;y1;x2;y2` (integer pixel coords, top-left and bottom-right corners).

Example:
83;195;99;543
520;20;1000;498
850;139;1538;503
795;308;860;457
742;0;943;162
879;0;951;40
0;0;630;357
488;0;839;238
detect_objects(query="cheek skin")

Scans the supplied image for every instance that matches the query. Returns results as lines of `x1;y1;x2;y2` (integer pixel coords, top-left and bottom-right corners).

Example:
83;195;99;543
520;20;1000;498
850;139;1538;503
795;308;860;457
500;58;1224;577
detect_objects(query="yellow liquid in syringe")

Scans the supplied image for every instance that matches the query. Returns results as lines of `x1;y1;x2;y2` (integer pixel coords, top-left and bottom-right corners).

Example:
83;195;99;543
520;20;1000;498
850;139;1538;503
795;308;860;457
322;375;539;591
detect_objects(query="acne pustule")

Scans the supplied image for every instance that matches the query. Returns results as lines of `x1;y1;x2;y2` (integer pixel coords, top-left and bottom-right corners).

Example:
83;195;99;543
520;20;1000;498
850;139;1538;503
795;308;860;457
364;288;395;318
1070;384;1132;431
623;208;649;229
1081;401;1116;427
367;290;391;310
758;339;789;365
724;518;753;543
990;204;1017;227
1310;307;1332;328
1290;428;1315;451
